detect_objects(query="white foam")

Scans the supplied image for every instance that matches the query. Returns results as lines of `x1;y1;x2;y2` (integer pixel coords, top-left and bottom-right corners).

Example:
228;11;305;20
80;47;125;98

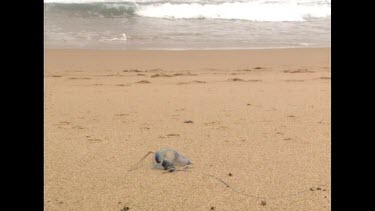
44;0;331;22
99;33;127;42
44;0;130;3
136;2;330;21
44;0;331;5
43;0;204;3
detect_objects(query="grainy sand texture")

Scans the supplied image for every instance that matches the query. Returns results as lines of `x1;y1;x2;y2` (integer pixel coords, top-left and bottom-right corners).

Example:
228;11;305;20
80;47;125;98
44;48;331;210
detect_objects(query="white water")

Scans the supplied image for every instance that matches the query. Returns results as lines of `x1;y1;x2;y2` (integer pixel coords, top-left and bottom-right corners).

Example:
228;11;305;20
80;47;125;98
136;2;330;21
44;0;331;49
45;0;330;21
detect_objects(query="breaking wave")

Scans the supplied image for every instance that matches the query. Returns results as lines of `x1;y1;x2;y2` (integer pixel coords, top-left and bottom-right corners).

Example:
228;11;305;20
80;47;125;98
44;0;331;21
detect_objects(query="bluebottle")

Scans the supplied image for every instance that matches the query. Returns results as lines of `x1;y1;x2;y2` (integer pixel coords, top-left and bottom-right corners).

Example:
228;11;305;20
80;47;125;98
154;148;192;171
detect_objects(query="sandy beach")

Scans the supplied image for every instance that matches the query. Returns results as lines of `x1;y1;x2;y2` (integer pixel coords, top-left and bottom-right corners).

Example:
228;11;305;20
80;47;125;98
44;48;331;210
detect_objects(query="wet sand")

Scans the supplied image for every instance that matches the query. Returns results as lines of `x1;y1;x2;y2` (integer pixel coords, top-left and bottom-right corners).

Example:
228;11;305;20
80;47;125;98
44;48;331;210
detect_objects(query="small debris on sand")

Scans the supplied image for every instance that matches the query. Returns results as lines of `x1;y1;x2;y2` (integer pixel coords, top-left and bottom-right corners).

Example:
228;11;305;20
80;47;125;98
137;80;150;84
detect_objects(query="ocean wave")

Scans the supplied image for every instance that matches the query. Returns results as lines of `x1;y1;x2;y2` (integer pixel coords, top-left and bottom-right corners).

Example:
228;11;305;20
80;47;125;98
44;0;331;4
137;2;330;21
45;0;331;21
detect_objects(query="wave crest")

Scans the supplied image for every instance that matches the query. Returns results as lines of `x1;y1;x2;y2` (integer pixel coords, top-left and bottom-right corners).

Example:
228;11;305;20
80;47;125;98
45;0;331;21
137;2;330;21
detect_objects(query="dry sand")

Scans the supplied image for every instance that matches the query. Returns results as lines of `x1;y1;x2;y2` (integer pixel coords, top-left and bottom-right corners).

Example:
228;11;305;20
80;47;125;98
44;48;331;211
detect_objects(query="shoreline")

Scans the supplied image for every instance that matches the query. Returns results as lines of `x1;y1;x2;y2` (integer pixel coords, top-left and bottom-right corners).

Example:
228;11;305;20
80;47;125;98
44;46;331;51
45;47;330;73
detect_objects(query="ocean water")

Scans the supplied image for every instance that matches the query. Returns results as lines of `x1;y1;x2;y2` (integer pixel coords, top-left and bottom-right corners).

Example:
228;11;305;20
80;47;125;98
44;0;331;50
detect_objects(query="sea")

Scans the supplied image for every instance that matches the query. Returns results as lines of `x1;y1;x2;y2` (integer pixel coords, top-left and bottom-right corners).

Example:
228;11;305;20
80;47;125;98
44;0;331;50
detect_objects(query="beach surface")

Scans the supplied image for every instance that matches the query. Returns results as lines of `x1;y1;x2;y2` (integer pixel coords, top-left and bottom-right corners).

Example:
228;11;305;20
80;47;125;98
44;48;331;210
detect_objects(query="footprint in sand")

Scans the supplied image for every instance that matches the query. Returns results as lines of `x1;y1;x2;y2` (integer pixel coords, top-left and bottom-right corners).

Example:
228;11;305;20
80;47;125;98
227;78;262;82
158;134;180;139
177;80;206;85
204;121;220;126
72;125;85;129
319;77;331;80
115;84;130;87
166;133;180;137
228;78;245;82
284;79;305;82
172;72;197;76
150;73;173;78
283;69;315;73
123;69;142;73
237;67;264;72
59;121;70;125
102;74;121;77
87;138;102;143
238;68;252;72
114;113;129;117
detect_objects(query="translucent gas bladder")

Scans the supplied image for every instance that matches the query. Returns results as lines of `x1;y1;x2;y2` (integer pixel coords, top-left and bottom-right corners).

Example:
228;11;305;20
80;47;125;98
154;148;192;171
